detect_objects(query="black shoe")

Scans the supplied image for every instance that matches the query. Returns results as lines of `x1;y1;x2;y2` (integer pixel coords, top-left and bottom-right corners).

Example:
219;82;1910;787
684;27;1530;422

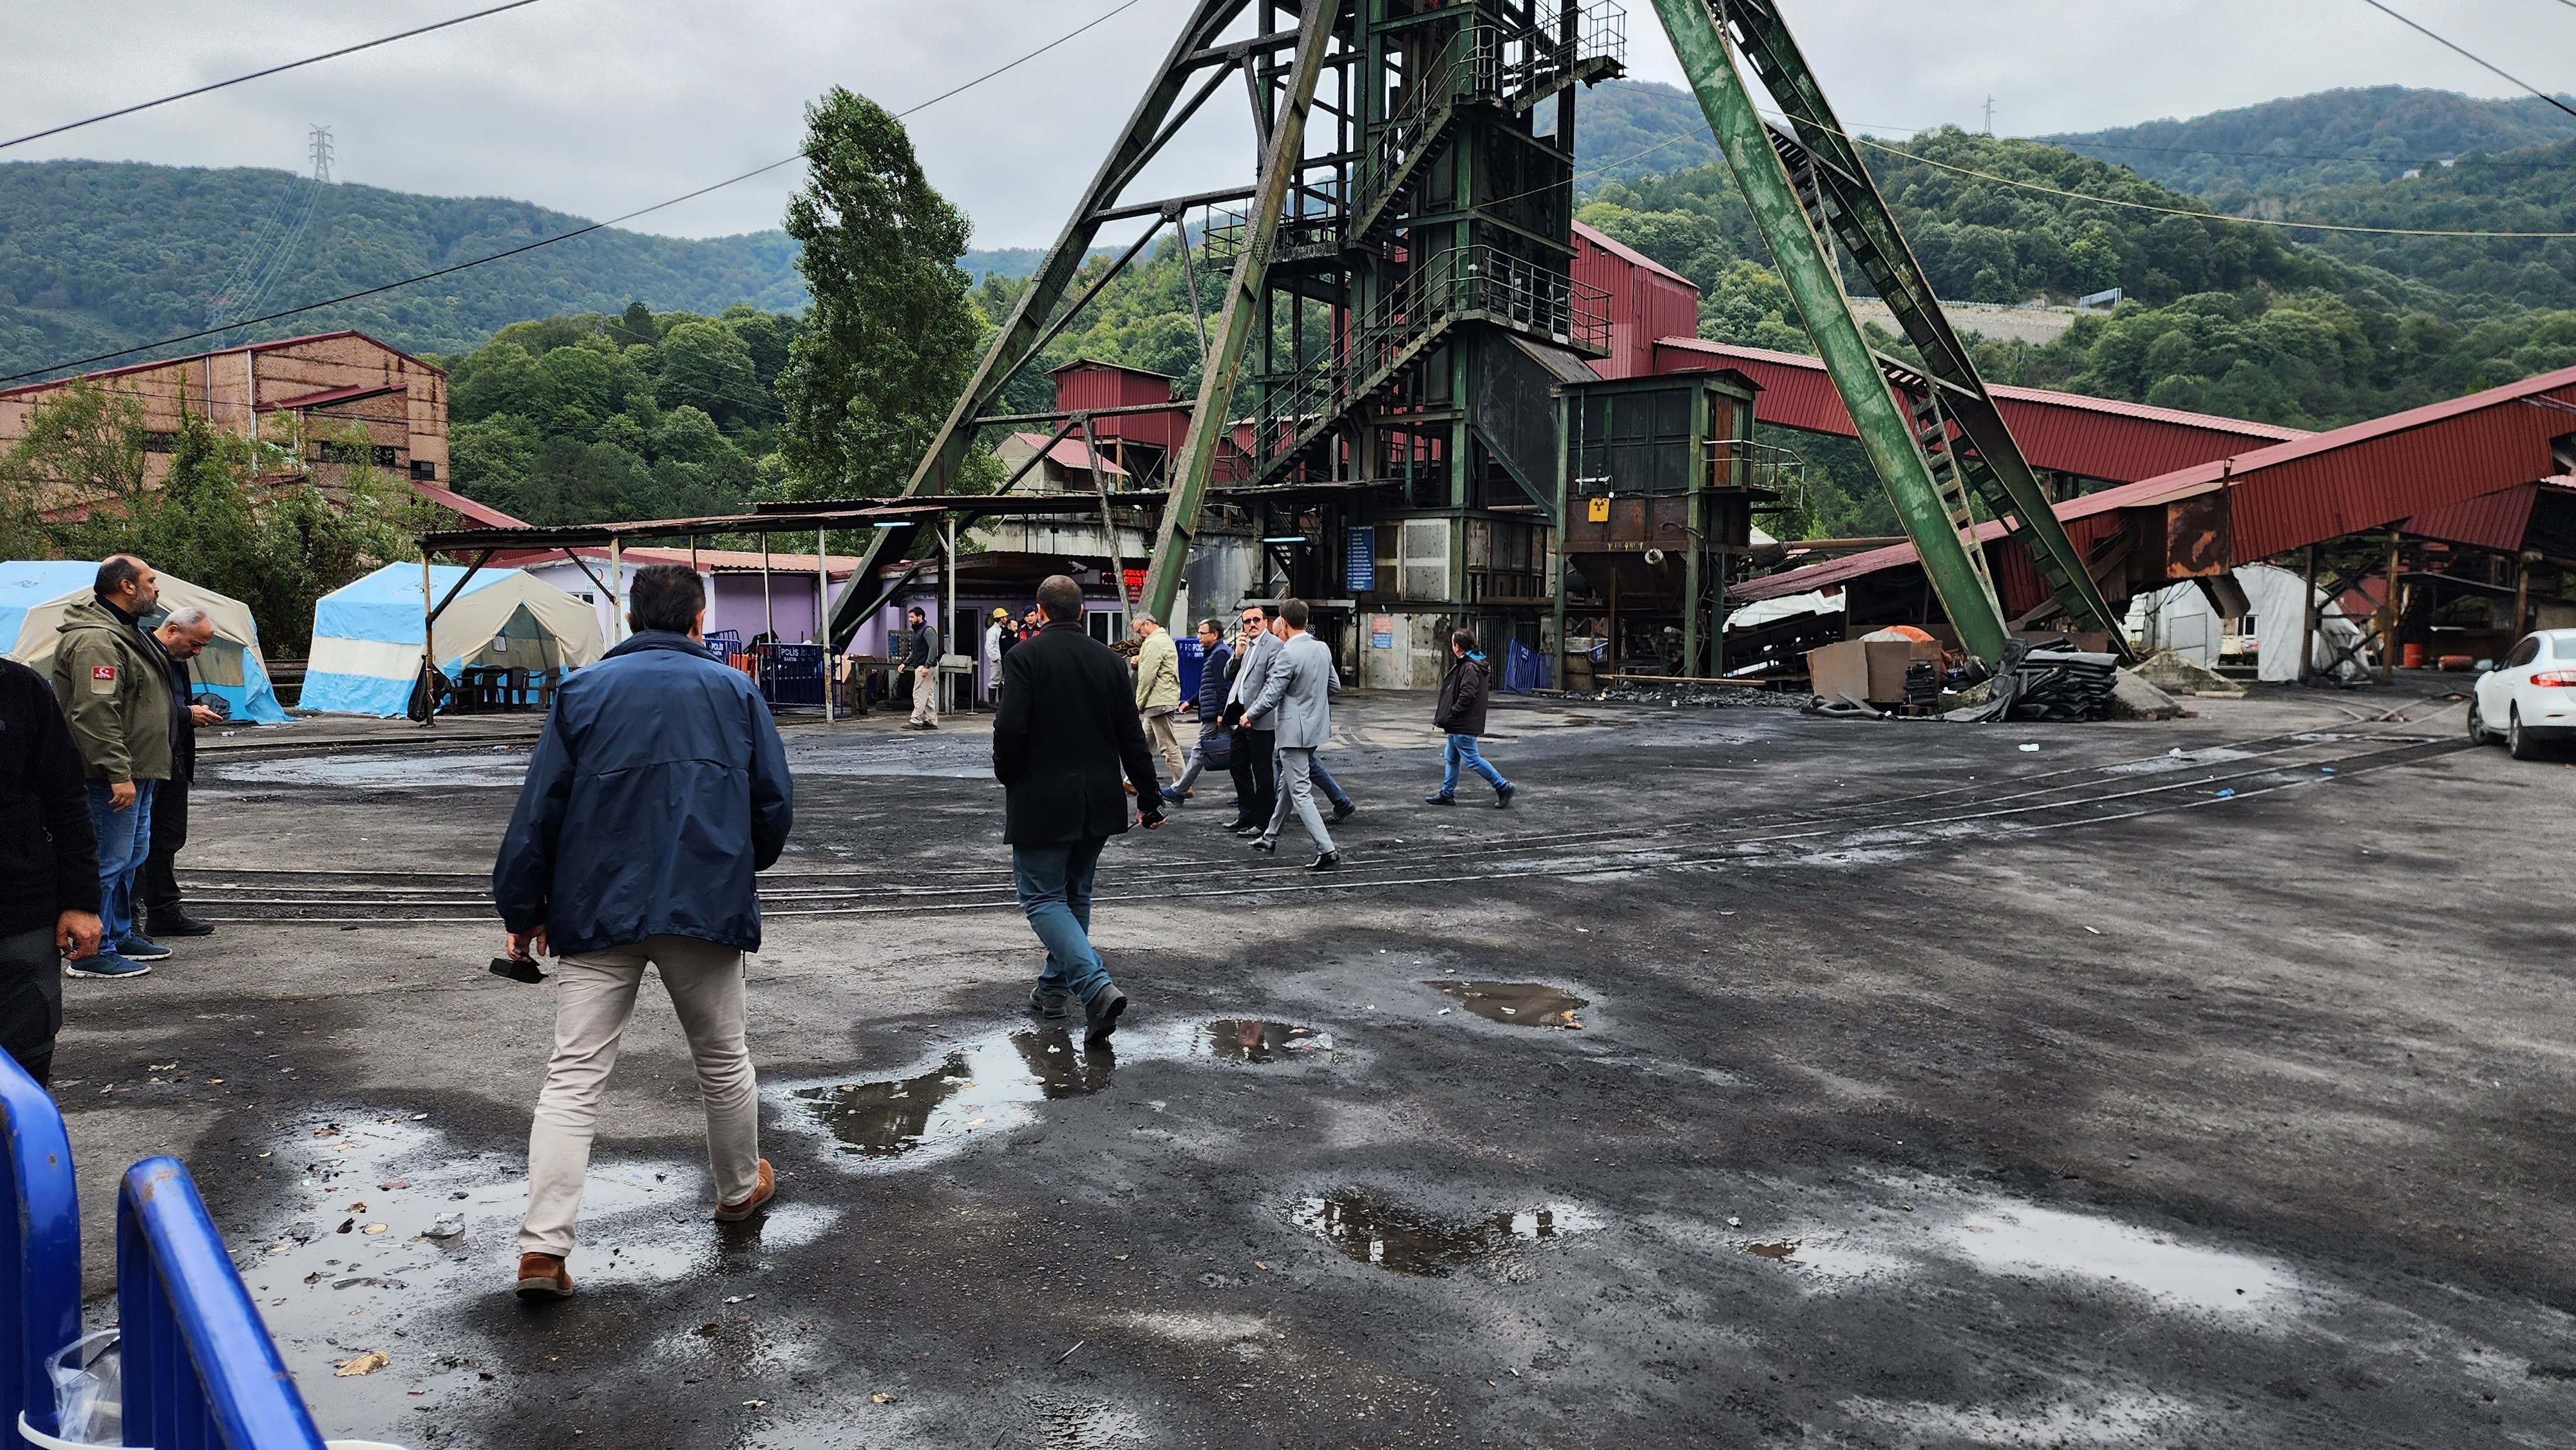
1251;837;1277;854
1233;824;1267;838
147;911;216;938
1424;793;1455;806
1327;800;1356;825
1027;987;1071;1022
1495;783;1517;809
1222;817;1256;831
1307;850;1340;871
1083;985;1128;1045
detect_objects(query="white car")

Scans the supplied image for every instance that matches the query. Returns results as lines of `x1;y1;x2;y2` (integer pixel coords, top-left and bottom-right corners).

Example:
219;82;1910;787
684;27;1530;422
2469;628;2576;758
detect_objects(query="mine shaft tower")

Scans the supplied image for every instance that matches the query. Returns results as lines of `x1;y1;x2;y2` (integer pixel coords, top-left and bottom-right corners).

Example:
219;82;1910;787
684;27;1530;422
836;0;2125;673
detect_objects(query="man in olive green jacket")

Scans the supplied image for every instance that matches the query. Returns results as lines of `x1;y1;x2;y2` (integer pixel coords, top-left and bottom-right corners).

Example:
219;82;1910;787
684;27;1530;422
1130;613;1185;785
49;556;174;977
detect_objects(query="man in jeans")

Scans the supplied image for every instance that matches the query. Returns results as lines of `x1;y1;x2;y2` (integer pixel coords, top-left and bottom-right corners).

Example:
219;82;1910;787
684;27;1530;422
902;605;940;730
994;575;1162;1042
0;655;102;1083
50;555;173;979
1426;628;1516;808
495;564;794;1299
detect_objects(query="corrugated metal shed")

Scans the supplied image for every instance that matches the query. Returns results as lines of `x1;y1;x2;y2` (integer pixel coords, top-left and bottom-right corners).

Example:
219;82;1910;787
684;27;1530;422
1736;363;2576;604
1651;337;2306;482
1574;222;1700;381
1052;358;1185;454
2406;483;2539;552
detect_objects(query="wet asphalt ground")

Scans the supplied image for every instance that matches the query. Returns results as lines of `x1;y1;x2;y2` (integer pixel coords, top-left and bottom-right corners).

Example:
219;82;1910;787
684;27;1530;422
50;686;2576;1448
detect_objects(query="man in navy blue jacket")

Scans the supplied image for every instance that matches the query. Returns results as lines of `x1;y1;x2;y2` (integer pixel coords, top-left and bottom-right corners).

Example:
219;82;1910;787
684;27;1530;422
493;563;793;1299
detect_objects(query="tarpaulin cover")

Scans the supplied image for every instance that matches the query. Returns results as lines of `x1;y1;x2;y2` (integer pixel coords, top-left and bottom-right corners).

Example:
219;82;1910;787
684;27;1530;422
0;560;289;722
303;562;603;715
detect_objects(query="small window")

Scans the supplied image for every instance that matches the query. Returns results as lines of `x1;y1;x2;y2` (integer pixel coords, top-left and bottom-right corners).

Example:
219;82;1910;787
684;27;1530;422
410;459;437;481
2505;637;2542;668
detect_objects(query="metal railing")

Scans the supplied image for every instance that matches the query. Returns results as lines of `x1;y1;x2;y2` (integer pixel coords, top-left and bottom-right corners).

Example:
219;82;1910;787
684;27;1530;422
1;1053;79;1445
118;1157;330;1450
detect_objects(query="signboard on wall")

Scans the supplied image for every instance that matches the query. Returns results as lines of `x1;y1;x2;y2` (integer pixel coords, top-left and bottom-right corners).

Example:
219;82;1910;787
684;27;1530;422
1370;614;1394;648
1345;529;1376;592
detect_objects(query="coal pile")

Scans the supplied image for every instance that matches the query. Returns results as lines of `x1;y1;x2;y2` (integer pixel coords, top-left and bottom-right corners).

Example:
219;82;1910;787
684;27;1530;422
1591;683;1804;710
1948;638;2120;722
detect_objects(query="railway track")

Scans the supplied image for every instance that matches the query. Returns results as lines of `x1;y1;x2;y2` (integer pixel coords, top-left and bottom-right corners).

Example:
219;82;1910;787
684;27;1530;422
182;704;2467;927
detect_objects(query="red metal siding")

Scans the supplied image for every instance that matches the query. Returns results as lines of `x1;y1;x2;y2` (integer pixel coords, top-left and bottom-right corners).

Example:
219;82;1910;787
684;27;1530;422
1573;224;1700;380
1053;361;1185;454
2405;482;2539;551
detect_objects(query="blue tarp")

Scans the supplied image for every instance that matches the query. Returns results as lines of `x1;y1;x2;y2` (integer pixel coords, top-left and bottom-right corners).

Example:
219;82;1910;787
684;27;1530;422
301;563;523;715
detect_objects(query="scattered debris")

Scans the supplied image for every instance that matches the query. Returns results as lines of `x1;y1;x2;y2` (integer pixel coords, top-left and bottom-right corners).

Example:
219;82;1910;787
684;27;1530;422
334;1351;390;1377
1949;638;2119;722
2107;669;2184;720
2130;648;2248;697
1592;682;1802;710
422;1214;465;1239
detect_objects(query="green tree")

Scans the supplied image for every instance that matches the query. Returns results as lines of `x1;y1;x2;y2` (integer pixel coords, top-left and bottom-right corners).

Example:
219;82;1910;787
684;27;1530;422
776;88;978;498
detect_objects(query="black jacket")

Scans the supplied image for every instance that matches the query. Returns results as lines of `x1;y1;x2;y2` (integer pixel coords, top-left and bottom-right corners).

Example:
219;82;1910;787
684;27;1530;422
493;632;793;954
1433;651;1493;736
0;657;102;937
992;621;1160;845
901;621;937;669
153;634;196;783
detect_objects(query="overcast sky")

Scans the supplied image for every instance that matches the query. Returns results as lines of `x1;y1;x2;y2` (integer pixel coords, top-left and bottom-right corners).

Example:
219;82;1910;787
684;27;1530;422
1;0;2562;249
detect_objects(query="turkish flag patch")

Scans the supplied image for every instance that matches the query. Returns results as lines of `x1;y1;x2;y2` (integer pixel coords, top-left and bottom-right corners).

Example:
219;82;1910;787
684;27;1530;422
91;665;114;680
90;664;115;693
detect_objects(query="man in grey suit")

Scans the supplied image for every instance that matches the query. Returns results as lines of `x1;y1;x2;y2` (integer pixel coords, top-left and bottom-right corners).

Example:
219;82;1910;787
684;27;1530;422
1241;598;1339;870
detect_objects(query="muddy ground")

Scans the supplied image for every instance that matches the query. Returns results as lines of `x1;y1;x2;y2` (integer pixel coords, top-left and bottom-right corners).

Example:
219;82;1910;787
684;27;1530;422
50;684;2576;1448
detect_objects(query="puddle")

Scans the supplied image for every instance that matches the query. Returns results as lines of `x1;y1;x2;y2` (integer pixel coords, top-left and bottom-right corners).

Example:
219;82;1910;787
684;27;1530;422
783;1018;1336;1164
207;753;530;789
1289;1189;1600;1276
1942;1203;2290;1313
1428;981;1587;1029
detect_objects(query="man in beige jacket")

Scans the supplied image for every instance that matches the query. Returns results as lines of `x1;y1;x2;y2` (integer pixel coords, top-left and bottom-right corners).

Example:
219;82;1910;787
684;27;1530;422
1131;613;1186;786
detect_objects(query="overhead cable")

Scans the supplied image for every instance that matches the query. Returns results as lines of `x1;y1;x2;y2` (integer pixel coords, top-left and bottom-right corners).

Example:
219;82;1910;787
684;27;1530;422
0;0;1148;386
0;0;544;152
2358;0;2576;121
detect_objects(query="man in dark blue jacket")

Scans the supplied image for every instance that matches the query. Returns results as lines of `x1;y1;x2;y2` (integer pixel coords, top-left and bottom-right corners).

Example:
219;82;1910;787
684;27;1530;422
493;563;793;1299
1160;618;1231;807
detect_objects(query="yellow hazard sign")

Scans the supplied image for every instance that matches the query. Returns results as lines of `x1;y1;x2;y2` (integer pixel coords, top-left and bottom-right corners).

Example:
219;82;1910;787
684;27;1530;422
1586;496;1610;522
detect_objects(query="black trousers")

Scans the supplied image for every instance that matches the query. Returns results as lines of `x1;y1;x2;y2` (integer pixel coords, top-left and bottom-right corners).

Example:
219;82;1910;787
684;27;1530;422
1229;727;1276;824
139;772;189;922
0;926;62;1087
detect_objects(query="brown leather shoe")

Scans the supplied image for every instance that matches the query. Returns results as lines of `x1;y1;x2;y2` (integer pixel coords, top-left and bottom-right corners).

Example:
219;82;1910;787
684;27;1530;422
714;1158;775;1223
515;1253;572;1299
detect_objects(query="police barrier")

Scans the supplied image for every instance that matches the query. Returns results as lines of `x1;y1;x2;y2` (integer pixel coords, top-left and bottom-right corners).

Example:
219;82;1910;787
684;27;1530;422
0;1053;79;1445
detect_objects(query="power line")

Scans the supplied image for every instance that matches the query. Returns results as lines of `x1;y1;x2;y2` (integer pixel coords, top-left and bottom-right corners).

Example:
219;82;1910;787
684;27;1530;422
2358;0;2576;122
0;0;543;152
0;0;1149;387
2053;137;2576;171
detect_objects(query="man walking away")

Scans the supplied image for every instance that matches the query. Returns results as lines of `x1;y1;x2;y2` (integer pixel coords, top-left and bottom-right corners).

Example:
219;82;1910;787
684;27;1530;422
1428;628;1515;809
1244;598;1340;870
1131;613;1186;786
0;657;102;1083
1161;619;1232;808
985;607;1012;706
140;608;222;939
494;563;794;1299
50;555;173;977
993;575;1163;1043
902;605;940;730
1222;605;1280;833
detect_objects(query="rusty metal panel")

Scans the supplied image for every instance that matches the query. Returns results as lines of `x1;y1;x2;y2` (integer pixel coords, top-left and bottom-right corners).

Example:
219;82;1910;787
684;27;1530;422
2163;493;2230;578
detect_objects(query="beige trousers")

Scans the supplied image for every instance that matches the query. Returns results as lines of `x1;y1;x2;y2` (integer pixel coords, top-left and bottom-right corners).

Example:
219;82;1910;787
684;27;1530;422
910;665;939;725
520;934;759;1256
1141;706;1186;781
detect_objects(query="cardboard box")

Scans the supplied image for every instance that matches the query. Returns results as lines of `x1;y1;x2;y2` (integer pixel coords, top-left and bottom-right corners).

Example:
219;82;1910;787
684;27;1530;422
1805;638;1940;705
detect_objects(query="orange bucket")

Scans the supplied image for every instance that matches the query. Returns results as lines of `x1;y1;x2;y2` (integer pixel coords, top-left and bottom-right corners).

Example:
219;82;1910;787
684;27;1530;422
2401;642;2427;669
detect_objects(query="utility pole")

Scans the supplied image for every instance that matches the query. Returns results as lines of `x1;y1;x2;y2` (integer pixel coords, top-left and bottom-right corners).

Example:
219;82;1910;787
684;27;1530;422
1982;96;1995;135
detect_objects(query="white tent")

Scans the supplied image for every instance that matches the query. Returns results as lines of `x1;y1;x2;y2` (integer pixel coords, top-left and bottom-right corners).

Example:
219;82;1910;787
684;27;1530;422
301;563;603;715
0;560;289;722
2126;562;2371;683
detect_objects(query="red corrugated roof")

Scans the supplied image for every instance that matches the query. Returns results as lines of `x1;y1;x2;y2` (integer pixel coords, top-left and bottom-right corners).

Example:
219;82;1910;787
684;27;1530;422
0;330;446;399
1736;364;2576;603
413;482;526;531
1010;431;1128;476
2405;482;2541;552
1571;221;1696;289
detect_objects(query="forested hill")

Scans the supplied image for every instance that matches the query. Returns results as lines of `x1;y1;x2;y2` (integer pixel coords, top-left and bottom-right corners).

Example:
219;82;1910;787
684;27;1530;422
2042;86;2576;204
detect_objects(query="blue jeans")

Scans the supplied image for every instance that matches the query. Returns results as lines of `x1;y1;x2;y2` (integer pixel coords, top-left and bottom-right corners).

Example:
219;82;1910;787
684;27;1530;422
86;780;156;947
1441;735;1508;796
1011;837;1112;1004
1307;752;1351;810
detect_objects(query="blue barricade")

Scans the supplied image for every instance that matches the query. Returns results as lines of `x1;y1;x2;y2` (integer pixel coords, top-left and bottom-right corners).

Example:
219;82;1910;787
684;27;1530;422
759;643;826;706
1502;639;1551;694
117;1158;329;1450
1175;637;1205;705
0;1052;79;1444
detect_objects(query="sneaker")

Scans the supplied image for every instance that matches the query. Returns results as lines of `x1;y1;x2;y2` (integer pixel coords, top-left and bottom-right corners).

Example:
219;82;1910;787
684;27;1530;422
1307;850;1341;871
146;911;216;938
515;1253;573;1299
1495;782;1517;809
1327;800;1356;824
115;936;171;961
714;1158;775;1223
1159;787;1184;805
1251;837;1277;854
1424;793;1456;806
1083;985;1128;1046
64;952;149;980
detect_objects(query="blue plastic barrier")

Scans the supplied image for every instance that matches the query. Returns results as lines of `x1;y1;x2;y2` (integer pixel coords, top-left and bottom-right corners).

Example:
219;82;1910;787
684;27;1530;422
1175;637;1205;706
1502;639;1550;694
0;1052;79;1443
759;643;826;706
117;1158;328;1450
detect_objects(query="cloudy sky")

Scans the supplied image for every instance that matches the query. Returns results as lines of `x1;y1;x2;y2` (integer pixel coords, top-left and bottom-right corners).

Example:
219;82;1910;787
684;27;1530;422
1;0;2563;249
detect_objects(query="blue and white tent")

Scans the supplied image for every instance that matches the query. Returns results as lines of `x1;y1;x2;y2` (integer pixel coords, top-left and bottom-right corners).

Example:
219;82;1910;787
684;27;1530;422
0;560;290;723
302;563;603;715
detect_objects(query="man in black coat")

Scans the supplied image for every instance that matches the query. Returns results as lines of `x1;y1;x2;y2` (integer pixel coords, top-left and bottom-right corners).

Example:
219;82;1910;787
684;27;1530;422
992;574;1163;1042
140;607;222;939
0;657;104;1084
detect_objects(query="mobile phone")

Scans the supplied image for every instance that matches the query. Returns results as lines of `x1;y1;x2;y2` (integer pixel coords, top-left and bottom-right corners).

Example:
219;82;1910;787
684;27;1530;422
489;956;547;984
